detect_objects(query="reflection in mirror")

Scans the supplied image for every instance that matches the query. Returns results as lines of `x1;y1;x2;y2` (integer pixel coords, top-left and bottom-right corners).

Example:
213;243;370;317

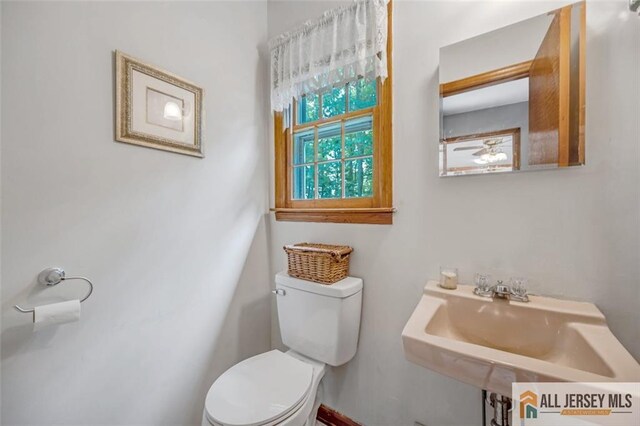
439;1;585;177
441;128;521;175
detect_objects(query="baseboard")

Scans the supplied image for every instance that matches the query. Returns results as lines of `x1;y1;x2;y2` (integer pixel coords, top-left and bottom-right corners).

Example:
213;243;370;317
317;404;363;426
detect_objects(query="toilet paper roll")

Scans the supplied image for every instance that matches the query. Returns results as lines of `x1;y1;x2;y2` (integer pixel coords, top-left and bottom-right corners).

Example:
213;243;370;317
33;300;81;331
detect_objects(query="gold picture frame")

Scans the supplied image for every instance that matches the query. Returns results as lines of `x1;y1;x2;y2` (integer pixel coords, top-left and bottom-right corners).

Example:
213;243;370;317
115;50;204;158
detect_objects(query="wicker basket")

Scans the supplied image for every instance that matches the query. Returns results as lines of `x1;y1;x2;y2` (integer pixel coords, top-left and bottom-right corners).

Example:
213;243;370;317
284;243;353;284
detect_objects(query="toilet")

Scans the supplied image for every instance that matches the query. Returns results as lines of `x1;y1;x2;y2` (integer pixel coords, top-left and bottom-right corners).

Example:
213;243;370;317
202;272;363;426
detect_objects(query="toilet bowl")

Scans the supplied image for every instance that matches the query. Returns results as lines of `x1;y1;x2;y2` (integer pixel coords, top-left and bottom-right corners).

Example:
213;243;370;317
202;272;363;426
202;350;325;426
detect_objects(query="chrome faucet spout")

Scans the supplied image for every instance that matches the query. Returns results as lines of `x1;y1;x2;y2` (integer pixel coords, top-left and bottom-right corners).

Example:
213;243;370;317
473;279;529;302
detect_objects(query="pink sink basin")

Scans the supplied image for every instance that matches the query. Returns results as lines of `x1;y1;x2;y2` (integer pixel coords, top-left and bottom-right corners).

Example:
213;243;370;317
402;281;640;396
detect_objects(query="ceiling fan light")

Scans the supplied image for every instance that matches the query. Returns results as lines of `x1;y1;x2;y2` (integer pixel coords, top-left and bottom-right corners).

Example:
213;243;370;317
495;152;508;161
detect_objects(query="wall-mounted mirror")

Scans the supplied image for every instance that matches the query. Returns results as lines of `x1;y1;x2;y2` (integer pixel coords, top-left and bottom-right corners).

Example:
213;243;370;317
439;1;585;177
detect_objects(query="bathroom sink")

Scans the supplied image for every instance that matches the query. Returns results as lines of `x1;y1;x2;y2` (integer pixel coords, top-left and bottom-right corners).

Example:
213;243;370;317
402;281;640;396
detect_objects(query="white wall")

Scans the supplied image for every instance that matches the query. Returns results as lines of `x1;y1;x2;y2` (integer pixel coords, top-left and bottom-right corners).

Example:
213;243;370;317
440;10;554;82
267;1;640;425
1;1;271;424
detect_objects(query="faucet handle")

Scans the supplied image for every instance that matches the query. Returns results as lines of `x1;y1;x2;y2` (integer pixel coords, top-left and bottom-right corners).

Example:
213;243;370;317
473;273;494;297
509;277;528;297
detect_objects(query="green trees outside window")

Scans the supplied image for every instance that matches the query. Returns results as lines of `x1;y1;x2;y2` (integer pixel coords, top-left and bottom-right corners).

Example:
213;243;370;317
292;78;376;200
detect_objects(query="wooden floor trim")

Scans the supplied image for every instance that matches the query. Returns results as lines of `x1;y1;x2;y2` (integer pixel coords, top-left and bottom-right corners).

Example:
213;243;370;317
317;404;363;426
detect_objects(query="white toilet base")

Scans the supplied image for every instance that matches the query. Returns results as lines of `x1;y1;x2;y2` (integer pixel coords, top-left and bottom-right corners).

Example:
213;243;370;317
202;350;326;426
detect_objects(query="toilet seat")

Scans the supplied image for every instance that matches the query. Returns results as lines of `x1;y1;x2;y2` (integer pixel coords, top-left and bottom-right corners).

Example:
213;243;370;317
204;350;314;426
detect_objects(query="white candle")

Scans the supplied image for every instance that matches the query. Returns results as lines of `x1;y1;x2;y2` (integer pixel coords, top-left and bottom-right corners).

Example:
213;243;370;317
440;270;458;289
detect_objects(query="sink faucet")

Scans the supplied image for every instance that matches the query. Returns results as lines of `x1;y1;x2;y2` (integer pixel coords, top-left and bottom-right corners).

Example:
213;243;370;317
473;280;529;302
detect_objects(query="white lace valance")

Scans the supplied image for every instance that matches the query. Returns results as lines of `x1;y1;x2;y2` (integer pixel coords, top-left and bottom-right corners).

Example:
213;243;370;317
269;0;390;112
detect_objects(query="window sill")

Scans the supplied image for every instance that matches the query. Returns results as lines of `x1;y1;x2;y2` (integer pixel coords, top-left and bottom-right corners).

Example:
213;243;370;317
270;208;395;225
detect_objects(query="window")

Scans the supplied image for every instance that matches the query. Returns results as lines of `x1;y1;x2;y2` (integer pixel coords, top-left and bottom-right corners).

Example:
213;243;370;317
292;80;376;201
273;4;393;225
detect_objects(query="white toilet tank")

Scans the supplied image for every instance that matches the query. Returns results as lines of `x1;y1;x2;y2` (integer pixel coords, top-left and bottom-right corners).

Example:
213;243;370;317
275;272;362;366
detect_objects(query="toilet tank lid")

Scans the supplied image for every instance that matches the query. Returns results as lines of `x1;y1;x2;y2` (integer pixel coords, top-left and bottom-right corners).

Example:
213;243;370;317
276;272;362;298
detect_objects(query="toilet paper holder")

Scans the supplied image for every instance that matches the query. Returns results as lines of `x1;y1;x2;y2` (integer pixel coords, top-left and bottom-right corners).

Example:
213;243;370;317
14;267;94;314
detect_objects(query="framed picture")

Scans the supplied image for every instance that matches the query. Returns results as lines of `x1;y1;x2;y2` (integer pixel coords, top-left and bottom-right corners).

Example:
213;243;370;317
115;50;203;157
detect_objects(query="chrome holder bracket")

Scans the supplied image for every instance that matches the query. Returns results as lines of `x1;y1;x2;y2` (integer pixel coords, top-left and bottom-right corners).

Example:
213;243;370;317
14;267;94;314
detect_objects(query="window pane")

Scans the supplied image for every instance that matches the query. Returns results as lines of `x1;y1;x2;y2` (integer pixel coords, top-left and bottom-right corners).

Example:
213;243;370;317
293;129;315;165
321;87;346;118
345;116;373;158
318;161;342;199
348;78;377;111
297;94;319;124
317;122;341;161
292;165;315;200
345;157;373;198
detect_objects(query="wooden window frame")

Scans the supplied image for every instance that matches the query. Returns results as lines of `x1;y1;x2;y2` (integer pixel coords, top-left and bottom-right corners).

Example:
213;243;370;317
272;2;393;225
